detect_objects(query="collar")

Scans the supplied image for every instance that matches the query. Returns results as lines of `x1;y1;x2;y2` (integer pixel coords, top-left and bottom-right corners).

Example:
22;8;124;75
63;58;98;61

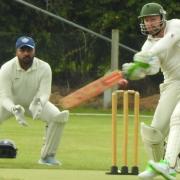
147;35;161;41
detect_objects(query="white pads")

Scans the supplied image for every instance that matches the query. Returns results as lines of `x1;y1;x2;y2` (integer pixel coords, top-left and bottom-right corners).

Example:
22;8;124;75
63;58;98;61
141;122;164;161
54;110;69;123
40;110;69;159
165;116;180;167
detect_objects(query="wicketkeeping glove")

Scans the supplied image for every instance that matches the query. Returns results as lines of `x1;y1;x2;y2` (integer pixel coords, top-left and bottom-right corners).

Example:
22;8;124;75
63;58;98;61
11;105;28;126
29;98;43;120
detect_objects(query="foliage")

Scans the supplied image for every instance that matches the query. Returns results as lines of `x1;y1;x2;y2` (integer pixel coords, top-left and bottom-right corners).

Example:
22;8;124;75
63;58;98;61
0;0;179;92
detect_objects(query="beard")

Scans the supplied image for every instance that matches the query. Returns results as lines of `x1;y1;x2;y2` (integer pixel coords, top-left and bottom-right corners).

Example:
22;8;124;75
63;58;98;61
18;55;34;70
146;21;164;36
19;56;34;65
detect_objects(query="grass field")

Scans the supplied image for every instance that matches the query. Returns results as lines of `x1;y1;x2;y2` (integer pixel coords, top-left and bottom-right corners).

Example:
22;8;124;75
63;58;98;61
0;111;179;179
0;169;165;180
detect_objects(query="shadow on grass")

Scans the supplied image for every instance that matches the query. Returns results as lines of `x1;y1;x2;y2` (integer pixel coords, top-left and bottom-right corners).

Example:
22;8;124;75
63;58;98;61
0;177;23;180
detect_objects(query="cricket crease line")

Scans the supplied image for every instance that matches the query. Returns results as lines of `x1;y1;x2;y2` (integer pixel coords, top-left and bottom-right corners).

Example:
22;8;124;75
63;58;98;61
70;113;153;118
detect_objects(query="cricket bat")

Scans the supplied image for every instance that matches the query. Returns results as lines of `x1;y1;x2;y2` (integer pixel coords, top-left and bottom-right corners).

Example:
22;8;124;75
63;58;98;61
58;71;124;109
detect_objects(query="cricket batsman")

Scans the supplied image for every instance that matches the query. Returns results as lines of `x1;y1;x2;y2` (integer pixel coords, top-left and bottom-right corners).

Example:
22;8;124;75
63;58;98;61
122;2;180;180
0;36;69;165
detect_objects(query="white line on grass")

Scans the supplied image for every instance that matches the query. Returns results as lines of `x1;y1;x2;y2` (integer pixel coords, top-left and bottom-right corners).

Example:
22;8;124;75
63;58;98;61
70;113;153;118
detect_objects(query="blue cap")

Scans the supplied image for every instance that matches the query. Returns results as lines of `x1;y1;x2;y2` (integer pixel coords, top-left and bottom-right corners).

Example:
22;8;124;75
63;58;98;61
16;36;35;49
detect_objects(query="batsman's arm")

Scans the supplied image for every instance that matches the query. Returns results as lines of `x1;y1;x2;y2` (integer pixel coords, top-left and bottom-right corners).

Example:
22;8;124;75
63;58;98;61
122;54;160;80
149;23;180;55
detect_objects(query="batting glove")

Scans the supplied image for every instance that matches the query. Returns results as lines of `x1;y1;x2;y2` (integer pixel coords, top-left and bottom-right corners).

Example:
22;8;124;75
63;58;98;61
118;78;128;88
11;105;28;126
122;62;149;80
29;98;43;120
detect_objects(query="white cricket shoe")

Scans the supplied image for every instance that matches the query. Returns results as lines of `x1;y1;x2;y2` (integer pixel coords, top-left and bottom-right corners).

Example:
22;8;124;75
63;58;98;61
38;156;61;166
138;164;157;180
149;159;176;180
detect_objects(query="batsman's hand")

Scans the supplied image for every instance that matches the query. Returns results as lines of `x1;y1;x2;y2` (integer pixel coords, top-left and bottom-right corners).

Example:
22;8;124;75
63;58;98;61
122;62;149;80
11;105;28;126
118;78;128;88
29;98;43;120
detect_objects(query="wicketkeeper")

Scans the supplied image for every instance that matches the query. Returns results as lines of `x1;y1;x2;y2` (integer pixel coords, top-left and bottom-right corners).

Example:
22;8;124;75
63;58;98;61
122;2;180;180
0;36;69;165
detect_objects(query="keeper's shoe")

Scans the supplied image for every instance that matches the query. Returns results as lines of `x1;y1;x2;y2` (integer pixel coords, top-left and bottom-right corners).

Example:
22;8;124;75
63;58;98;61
149;159;176;180
138;163;157;180
38;156;61;166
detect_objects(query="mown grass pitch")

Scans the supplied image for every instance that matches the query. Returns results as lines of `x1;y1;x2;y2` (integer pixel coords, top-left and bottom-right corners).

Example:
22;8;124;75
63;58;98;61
0;112;178;179
0;169;176;180
0;169;141;180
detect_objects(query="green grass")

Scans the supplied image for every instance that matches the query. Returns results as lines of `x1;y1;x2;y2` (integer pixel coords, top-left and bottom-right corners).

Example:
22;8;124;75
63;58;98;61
0;169;154;180
68;106;154;115
0;113;180;179
0;113;150;171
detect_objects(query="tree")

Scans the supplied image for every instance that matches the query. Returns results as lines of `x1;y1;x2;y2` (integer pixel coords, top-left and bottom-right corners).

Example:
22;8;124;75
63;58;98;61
0;0;179;94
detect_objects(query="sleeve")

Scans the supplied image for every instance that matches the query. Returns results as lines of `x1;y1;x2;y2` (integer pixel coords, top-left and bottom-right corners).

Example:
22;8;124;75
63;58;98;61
134;41;161;76
138;38;161;76
33;63;52;106
0;67;15;112
146;58;160;75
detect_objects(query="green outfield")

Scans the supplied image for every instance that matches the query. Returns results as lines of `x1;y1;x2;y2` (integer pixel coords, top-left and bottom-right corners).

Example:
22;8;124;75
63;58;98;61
0;112;178;179
0;169;163;180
